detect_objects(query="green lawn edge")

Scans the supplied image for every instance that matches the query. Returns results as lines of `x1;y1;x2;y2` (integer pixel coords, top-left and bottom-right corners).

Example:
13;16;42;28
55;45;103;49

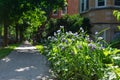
0;43;21;59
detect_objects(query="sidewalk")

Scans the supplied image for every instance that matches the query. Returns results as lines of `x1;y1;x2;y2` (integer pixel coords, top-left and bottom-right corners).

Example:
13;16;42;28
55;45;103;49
0;42;53;80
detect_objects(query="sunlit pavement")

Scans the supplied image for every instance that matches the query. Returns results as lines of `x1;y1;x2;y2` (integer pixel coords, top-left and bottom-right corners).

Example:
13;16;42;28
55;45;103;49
0;42;53;80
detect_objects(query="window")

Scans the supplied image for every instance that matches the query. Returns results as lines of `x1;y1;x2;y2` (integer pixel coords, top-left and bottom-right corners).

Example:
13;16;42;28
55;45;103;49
80;0;89;12
61;7;67;15
86;0;89;10
115;0;120;6
96;0;106;7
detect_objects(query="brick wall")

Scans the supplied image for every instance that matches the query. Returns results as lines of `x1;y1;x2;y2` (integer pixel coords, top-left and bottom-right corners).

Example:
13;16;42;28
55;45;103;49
67;0;79;15
50;0;79;18
107;0;114;6
81;9;118;24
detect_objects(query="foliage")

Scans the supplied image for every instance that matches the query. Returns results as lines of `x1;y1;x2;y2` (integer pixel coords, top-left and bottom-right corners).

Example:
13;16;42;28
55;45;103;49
45;18;58;37
0;0;66;46
0;43;20;59
81;17;92;34
112;10;120;48
58;14;83;32
39;0;67;18
19;7;46;39
41;27;120;80
36;44;44;54
113;10;120;21
41;14;92;38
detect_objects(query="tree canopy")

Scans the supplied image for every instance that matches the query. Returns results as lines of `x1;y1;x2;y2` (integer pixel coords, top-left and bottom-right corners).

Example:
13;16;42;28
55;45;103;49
0;0;66;46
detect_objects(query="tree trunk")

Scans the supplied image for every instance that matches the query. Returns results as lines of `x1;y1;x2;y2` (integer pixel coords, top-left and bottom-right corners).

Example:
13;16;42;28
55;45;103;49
15;25;19;43
19;27;24;42
3;22;8;46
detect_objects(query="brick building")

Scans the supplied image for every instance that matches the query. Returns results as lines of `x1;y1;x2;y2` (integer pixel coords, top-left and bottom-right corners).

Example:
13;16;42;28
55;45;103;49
51;0;120;42
80;0;120;42
50;0;79;18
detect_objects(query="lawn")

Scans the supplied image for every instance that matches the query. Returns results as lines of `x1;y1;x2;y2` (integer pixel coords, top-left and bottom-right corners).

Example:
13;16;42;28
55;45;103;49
0;44;20;59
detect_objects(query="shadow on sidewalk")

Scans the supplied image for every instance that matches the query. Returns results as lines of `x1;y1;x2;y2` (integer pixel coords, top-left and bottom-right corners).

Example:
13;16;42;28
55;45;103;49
0;41;54;80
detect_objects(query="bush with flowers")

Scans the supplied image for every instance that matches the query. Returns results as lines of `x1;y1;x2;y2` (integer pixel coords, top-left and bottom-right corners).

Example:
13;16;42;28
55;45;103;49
39;14;92;39
41;26;120;80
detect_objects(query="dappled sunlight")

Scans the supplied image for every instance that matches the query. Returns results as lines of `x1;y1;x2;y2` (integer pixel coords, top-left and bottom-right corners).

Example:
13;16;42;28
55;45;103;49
0;43;52;80
113;56;120;59
16;46;36;50
15;66;37;72
36;74;51;80
2;57;11;62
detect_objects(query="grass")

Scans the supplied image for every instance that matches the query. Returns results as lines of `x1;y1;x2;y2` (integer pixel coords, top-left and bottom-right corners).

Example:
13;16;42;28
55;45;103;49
0;43;20;59
35;44;44;54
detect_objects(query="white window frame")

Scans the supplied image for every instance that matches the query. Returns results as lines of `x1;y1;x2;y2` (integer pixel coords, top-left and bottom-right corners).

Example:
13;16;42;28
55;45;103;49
80;0;89;12
96;0;106;8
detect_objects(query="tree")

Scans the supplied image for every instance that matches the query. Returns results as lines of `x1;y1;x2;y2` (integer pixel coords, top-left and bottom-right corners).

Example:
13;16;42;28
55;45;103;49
40;0;67;19
18;7;46;40
0;0;66;46
0;0;14;46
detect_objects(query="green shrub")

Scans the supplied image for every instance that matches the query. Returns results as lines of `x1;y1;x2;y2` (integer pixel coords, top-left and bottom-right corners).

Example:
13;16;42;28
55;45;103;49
36;44;44;54
58;14;83;32
43;27;120;80
45;18;59;37
40;14;92;39
81;17;92;34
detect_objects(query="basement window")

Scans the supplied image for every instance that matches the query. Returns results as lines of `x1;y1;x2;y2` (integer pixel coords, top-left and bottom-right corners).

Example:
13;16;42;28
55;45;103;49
115;0;120;6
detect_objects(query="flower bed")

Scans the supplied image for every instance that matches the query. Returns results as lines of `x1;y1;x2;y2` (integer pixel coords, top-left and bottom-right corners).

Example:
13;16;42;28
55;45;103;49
40;26;120;80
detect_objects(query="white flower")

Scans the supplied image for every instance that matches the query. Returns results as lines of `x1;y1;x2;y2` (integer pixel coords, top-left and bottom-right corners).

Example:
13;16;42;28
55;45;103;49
88;43;97;50
80;27;83;30
80;27;84;32
71;38;75;42
54;38;57;41
48;36;51;40
44;46;47;48
74;32;78;37
69;31;73;35
57;30;61;33
59;43;63;48
54;32;57;36
82;29;84;33
61;38;66;42
66;32;68;35
95;32;98;35
98;37;103;40
60;26;64;28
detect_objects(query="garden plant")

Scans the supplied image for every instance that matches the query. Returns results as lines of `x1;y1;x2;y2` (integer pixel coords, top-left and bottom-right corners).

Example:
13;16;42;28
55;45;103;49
37;14;92;41
40;26;120;80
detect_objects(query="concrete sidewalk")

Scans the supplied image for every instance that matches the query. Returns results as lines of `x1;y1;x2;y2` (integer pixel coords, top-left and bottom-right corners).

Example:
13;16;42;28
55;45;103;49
0;43;53;80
